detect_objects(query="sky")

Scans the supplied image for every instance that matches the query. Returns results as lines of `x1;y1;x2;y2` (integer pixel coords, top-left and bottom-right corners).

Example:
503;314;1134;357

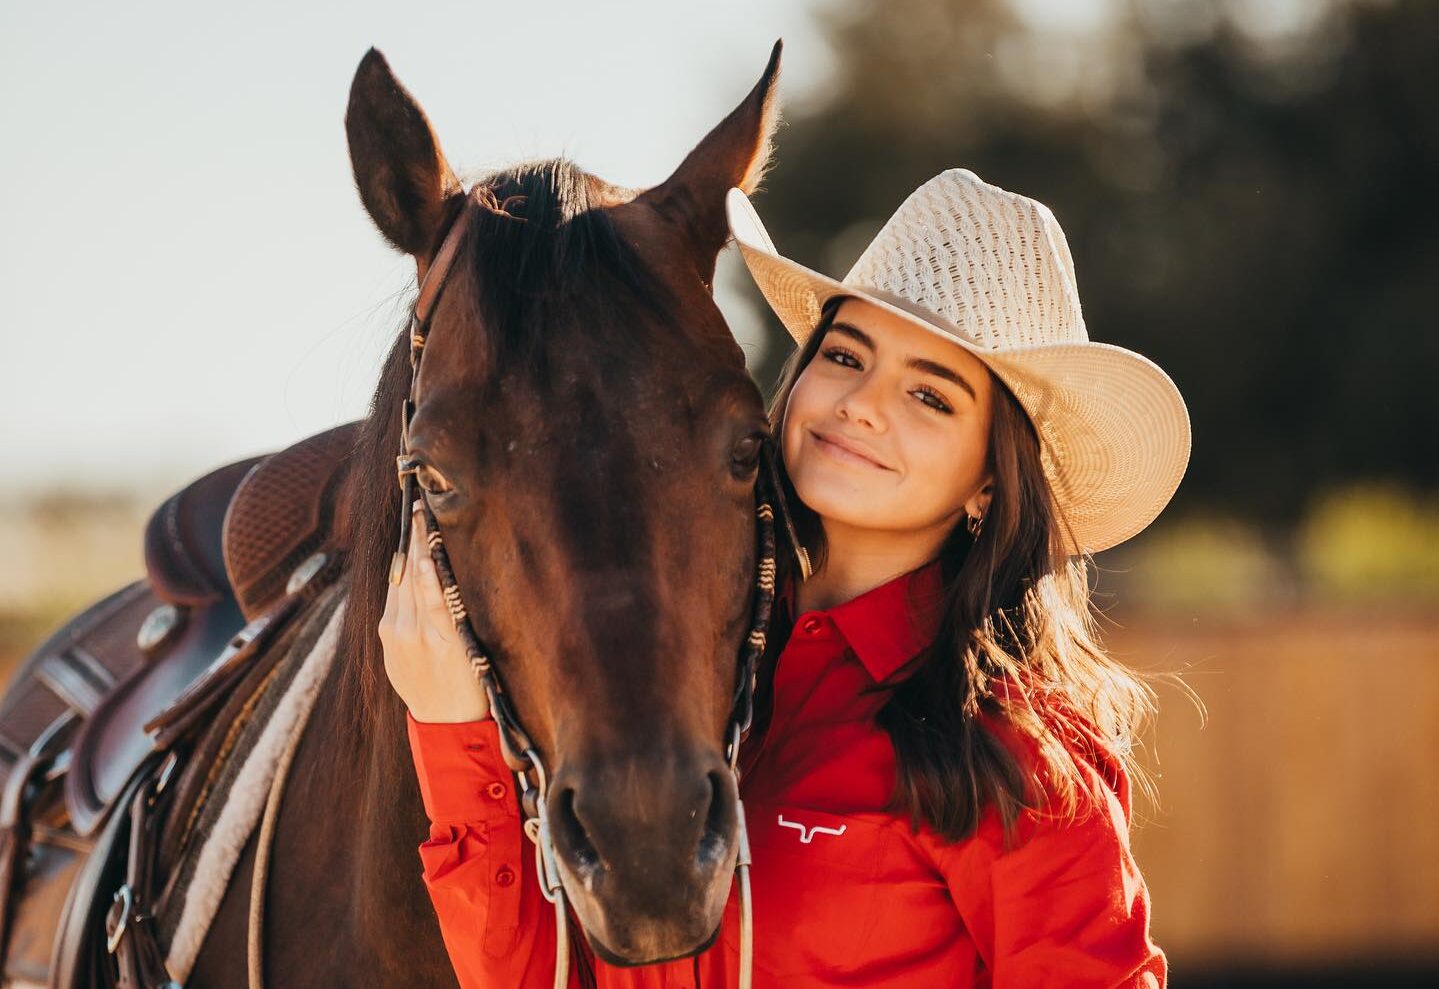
0;0;834;494
0;0;1224;498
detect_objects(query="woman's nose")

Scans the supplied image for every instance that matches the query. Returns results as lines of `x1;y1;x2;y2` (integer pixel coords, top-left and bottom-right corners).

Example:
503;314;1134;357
835;376;887;431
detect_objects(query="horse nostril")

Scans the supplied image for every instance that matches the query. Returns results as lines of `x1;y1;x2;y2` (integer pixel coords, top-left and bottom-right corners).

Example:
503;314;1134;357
554;786;602;875
698;770;734;870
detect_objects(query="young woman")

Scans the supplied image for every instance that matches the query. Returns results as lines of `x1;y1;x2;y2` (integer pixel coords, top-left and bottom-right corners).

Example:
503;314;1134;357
382;169;1190;987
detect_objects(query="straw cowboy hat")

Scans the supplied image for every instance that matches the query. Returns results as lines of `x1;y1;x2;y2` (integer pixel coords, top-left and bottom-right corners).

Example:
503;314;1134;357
727;168;1191;555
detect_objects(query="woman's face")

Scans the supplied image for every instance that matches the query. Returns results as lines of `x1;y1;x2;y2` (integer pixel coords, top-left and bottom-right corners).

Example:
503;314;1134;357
782;298;995;537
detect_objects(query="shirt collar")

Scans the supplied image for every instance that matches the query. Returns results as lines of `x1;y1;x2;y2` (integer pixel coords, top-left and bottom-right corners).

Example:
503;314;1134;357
779;558;946;683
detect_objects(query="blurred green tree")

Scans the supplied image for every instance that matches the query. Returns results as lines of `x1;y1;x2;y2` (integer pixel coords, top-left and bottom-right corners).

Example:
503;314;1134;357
751;0;1439;521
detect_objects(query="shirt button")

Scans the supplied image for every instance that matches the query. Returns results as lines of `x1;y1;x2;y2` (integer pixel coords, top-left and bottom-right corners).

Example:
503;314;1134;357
495;866;516;887
485;781;508;800
800;616;824;635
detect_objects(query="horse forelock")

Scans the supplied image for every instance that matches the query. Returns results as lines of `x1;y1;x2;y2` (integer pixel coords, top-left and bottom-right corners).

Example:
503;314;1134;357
459;160;659;373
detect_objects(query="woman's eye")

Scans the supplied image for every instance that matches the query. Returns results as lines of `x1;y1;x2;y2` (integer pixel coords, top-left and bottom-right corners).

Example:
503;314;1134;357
912;386;952;414
821;346;862;369
415;464;454;495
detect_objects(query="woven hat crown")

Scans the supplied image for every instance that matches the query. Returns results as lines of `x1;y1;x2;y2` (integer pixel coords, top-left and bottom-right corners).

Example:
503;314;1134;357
845;169;1087;350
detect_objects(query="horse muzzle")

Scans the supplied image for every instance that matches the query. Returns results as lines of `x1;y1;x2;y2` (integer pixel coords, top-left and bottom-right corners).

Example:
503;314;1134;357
547;746;740;966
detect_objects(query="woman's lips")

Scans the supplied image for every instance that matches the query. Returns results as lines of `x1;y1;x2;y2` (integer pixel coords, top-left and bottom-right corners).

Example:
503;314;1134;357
809;429;893;471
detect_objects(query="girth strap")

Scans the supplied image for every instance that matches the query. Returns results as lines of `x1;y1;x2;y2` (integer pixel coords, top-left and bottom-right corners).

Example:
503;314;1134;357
105;752;180;989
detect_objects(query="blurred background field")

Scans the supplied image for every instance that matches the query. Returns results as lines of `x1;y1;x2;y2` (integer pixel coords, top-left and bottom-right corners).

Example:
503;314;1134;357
3;0;1437;984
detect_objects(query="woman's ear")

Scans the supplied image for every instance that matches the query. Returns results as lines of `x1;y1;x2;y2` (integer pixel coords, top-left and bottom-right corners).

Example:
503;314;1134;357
965;479;994;522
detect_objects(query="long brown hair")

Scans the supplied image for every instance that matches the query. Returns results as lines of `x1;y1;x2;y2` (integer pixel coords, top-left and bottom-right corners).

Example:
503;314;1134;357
764;298;1158;845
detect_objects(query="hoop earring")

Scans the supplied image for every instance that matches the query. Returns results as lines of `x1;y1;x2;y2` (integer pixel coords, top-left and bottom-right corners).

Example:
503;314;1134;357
794;544;813;582
966;513;984;539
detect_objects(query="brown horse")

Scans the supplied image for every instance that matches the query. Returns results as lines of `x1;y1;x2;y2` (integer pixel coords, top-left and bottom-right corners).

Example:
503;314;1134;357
0;45;783;987
180;46;782;983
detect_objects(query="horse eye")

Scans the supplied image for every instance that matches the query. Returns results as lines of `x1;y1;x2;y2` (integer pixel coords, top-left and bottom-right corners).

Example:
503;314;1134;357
731;433;764;476
416;463;454;495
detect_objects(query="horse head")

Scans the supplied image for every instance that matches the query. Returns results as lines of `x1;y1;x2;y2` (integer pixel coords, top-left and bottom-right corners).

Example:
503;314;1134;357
344;44;781;966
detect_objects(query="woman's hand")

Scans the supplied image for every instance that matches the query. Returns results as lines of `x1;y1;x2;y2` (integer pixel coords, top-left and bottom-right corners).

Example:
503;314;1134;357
378;501;491;724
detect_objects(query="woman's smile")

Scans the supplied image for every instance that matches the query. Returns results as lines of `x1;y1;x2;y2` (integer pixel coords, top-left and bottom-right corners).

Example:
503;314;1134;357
809;428;894;471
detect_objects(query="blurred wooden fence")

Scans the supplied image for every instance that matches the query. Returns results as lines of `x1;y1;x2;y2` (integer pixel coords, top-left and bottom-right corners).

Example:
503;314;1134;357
1115;611;1439;968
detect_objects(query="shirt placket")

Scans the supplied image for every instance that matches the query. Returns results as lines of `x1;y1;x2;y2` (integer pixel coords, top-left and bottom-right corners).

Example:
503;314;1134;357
744;611;839;784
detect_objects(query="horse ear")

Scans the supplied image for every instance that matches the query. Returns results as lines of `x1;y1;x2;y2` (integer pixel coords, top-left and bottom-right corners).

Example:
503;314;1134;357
642;40;783;286
345;48;464;262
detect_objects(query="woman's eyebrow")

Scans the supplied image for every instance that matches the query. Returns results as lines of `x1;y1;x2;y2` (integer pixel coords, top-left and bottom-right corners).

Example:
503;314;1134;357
829;321;877;350
908;356;978;400
830;321;978;400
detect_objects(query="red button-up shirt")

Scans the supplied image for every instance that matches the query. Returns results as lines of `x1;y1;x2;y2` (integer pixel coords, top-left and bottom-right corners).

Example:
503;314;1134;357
406;560;1166;988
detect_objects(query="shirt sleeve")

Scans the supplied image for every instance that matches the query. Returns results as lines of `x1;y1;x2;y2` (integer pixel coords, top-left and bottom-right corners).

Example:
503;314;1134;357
405;712;567;989
931;720;1168;989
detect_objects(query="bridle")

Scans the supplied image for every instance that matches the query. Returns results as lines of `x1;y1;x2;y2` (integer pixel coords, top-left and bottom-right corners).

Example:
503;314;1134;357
388;186;780;989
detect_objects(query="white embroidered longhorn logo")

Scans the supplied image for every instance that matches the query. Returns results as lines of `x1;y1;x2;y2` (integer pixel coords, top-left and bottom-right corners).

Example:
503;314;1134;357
777;814;847;844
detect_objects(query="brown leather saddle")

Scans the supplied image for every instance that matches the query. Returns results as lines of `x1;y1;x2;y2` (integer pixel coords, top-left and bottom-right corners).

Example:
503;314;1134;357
0;422;357;987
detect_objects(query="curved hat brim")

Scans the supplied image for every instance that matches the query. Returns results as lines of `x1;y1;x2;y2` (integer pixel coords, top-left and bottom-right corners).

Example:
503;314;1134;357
726;188;1191;555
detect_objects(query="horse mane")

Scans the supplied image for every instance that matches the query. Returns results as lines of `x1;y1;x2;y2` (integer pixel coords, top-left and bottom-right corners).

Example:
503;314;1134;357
330;158;660;762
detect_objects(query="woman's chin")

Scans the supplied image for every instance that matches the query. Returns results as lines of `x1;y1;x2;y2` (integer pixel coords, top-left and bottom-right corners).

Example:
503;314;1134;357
793;474;887;525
